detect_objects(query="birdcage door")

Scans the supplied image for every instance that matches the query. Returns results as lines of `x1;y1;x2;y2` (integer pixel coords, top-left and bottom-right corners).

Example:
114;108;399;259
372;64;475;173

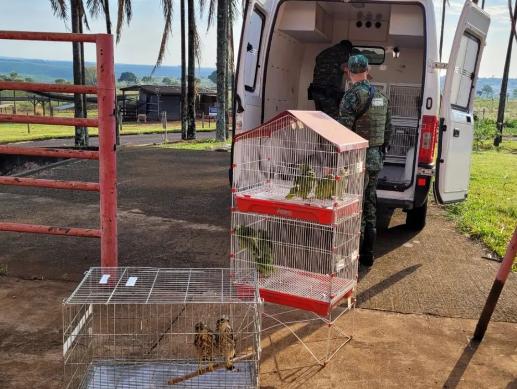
435;0;490;204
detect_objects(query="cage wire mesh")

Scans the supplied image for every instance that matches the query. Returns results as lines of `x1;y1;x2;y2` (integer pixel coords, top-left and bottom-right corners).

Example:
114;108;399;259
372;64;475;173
63;268;262;389
386;84;422;162
231;111;366;315
231;211;360;313
232;112;366;214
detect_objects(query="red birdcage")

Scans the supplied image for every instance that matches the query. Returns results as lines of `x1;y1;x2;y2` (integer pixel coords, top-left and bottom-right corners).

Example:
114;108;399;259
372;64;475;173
231;110;367;316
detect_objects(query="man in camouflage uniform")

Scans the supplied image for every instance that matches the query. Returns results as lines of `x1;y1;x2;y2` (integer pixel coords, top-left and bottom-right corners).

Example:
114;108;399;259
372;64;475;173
310;40;354;119
338;54;391;267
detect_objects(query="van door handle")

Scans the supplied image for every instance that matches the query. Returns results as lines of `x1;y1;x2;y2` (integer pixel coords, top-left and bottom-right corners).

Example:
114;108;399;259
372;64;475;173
453;128;460;137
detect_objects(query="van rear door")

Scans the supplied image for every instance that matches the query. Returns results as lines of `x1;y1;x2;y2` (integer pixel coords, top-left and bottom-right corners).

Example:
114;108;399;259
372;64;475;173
434;0;490;204
234;2;268;134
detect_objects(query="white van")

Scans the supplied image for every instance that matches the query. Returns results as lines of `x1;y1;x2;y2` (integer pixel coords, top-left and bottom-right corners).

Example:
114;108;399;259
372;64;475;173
232;0;490;230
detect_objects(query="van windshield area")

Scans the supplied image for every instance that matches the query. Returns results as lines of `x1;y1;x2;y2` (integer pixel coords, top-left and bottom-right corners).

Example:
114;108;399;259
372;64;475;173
263;1;426;189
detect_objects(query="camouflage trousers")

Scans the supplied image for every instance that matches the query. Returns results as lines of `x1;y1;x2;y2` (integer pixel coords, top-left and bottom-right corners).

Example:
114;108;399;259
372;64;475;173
313;91;340;120
361;147;384;234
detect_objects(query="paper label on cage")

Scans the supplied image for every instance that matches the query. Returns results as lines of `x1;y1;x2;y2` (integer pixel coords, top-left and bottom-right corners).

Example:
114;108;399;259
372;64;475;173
336;259;345;271
125;277;138;287
356;161;364;173
372;98;384;107
99;274;110;284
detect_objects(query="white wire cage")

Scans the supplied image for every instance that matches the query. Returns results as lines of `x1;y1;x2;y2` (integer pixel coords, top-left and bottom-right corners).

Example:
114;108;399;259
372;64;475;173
231;211;360;316
63;268;262;389
385;84;422;162
232;110;367;225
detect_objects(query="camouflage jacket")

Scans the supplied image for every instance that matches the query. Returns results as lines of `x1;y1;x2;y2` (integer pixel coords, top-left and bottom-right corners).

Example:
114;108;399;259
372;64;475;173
338;80;392;148
312;42;352;91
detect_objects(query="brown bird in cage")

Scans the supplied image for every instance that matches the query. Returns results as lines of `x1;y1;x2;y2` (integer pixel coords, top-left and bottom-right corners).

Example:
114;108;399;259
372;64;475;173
194;321;215;371
215;315;236;370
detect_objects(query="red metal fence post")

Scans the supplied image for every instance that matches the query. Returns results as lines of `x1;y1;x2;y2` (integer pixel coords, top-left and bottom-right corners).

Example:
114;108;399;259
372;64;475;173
96;34;118;268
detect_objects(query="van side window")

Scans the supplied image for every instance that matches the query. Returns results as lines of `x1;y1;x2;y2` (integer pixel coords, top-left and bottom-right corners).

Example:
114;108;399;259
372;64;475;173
449;33;480;110
244;8;265;92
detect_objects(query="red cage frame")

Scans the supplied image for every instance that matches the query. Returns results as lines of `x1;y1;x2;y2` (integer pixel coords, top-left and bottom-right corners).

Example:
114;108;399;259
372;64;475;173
0;31;117;267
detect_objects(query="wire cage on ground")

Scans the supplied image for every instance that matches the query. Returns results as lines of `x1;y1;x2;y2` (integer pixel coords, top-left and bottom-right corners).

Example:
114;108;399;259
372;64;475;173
231;211;360;316
232;110;368;225
63;268;262;389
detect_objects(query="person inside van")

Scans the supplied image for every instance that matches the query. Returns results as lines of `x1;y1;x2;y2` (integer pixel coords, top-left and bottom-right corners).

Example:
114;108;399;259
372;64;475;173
309;40;356;119
338;54;392;267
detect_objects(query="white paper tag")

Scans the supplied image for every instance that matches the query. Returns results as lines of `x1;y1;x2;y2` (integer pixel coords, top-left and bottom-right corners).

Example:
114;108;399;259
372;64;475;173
125;277;138;287
336;259;345;271
372;98;384;107
99;274;110;284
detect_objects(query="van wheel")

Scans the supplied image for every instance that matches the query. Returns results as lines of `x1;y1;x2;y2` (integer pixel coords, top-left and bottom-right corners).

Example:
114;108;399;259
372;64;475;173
406;200;428;231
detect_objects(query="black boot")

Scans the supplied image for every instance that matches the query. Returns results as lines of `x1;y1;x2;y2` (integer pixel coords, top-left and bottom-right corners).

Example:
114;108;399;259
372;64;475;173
359;227;376;267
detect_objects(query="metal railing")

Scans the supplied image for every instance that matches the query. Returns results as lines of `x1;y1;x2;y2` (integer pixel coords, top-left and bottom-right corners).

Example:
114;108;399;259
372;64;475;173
0;30;118;267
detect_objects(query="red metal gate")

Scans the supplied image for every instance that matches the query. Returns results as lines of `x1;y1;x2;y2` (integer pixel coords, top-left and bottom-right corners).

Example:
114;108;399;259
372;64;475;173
0;31;117;267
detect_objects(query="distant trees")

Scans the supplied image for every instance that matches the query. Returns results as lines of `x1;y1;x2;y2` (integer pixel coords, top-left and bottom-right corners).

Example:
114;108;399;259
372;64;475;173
162;77;173;85
118;72;138;84
481;85;494;99
55;78;69;84
141;76;153;83
208;70;217;84
513;88;517;99
84;66;97;85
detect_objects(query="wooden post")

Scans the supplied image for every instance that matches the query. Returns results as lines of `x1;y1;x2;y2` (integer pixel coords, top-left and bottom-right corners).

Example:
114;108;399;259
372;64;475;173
26;112;30;134
13;90;16;114
33;96;36;115
473;227;517;341
49;97;53;117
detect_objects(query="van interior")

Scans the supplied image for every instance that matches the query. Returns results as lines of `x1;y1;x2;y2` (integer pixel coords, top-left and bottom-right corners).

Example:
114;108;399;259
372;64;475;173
261;2;425;189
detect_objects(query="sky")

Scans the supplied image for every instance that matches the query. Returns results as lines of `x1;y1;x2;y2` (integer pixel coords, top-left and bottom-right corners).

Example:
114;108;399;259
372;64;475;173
0;0;515;78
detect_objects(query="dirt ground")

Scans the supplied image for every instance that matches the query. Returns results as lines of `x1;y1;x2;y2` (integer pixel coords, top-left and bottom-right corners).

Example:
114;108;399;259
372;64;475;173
0;146;516;388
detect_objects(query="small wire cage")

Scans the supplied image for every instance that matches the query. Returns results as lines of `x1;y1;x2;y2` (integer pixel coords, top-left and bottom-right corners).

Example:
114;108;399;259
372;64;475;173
385;84;422;162
388;84;422;119
232;110;368;225
63;268;262;389
385;118;419;163
231;211;360;316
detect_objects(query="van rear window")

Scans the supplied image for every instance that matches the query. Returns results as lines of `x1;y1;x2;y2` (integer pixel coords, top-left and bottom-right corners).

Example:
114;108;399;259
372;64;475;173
244;9;265;92
352;46;385;65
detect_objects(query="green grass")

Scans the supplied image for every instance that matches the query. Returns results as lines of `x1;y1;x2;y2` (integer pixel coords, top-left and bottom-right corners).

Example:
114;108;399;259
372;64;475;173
447;150;517;263
160;139;231;151
0;121;215;144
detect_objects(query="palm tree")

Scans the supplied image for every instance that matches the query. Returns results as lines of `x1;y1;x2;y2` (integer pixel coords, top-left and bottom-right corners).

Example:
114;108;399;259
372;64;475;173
202;0;237;141
50;0;86;146
187;0;200;139
181;0;188;139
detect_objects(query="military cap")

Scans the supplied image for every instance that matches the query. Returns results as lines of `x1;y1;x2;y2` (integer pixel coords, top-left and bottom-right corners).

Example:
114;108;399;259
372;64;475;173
348;54;369;74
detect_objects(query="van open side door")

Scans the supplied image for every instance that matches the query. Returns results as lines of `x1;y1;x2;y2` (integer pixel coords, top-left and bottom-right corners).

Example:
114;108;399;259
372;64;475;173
434;0;490;204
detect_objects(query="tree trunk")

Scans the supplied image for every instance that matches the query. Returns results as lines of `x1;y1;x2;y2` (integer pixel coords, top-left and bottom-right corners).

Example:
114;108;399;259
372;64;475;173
181;0;188;140
71;0;88;147
103;0;112;34
216;0;228;141
186;0;197;139
494;0;517;146
227;17;235;139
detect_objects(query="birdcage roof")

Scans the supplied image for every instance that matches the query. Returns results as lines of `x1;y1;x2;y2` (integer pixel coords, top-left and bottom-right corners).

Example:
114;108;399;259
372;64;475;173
65;267;259;305
235;110;368;152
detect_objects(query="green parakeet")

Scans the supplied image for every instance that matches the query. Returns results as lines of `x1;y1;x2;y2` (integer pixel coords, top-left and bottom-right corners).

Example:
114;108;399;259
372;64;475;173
314;174;336;200
286;163;316;200
235;225;274;277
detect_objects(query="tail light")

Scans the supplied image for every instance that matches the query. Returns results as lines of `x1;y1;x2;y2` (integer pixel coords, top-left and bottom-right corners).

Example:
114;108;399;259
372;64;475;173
418;115;439;164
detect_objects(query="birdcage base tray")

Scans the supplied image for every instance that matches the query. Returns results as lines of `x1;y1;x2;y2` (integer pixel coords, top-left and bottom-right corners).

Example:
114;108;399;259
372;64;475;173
82;360;257;389
235;188;360;224
238;268;355;316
